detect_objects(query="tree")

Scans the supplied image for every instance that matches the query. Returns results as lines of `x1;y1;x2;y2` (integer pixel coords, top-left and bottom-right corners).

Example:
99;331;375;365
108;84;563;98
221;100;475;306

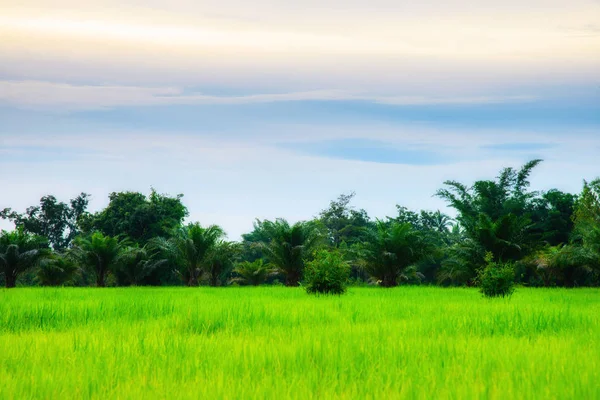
257;219;324;286
526;189;577;247
392;207;452;234
570;178;600;282
573;179;600;242
205;241;240;286
71;232;125;287
435;160;543;275
527;244;596;287
231;259;276;286
391;207;454;283
36;253;79;286
81;189;188;245
359;221;430;287
0;229;50;288
1;193;89;250
151;223;225;286
318;192;372;247
114;246;159;286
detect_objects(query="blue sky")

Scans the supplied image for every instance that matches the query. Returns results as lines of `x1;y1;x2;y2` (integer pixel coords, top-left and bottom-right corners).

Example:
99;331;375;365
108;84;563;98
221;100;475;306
1;0;599;239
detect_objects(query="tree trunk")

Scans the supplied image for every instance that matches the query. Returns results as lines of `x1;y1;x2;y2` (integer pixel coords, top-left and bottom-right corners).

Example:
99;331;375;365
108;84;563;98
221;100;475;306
285;270;301;287
187;272;198;286
380;273;398;287
5;273;17;288
96;270;106;287
209;272;219;287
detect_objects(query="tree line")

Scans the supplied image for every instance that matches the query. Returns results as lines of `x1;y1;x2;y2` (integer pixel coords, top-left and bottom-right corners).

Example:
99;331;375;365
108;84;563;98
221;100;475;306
1;159;599;289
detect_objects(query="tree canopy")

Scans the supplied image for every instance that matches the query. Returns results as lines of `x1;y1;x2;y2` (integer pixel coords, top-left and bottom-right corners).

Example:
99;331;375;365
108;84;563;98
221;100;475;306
1;163;598;288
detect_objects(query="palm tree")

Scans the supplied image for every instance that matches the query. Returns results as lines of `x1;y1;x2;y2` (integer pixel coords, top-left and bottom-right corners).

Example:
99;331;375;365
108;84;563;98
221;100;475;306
71;232;124;287
431;210;453;233
205;240;240;286
532;244;597;287
360;221;430;287
36;253;79;286
437;238;482;286
150;223;225;286
257;219;323;286
0;229;50;288
231;259;276;286
115;246;158;286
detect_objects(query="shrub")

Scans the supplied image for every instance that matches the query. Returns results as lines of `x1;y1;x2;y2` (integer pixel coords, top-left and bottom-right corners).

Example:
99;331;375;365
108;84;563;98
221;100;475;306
304;250;350;295
477;253;515;298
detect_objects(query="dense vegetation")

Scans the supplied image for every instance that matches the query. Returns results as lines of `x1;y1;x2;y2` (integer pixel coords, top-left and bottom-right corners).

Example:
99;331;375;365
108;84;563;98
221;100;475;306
2;161;599;291
1;287;598;398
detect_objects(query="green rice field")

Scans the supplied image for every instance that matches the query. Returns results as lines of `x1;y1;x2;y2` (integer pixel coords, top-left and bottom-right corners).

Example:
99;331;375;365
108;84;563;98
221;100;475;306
1;287;598;399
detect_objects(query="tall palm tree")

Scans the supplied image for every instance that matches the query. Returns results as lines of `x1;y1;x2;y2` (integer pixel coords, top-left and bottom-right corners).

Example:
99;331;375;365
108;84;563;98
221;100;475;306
205;240;240;286
0;229;50;288
258;219;323;286
360;221;430;287
71;232;124;287
151;223;225;286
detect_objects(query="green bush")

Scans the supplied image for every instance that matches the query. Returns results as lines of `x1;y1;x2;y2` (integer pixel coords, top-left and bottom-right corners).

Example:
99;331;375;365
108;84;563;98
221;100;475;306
304;250;350;295
477;254;515;298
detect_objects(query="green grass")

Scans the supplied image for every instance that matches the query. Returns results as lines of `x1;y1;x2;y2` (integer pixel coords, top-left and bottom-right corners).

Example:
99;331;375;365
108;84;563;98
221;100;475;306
0;287;598;399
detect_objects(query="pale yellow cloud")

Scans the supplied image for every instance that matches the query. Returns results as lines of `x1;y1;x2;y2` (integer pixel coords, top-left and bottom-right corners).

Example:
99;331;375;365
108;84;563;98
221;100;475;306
0;0;599;90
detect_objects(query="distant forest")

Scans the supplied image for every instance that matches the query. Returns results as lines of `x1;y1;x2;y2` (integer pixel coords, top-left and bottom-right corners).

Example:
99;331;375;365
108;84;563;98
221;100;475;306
1;159;599;289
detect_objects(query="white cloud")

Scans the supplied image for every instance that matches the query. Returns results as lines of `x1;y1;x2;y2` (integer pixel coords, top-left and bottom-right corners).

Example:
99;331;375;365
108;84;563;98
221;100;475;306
0;80;538;111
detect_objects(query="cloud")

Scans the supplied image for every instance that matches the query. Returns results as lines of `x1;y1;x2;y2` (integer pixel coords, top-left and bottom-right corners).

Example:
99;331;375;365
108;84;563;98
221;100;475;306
279;138;453;165
1;3;599;93
481;142;557;151
0;80;538;111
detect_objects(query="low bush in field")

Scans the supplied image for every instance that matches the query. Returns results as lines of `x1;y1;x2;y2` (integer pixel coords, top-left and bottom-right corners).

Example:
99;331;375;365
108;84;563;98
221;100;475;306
304;250;350;295
478;253;516;298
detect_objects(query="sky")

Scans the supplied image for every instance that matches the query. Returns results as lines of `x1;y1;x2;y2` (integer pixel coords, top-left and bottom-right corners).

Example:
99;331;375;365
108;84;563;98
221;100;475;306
1;0;599;239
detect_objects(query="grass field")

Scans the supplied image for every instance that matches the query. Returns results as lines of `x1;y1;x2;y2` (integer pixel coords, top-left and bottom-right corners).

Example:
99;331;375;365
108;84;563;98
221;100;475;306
0;287;598;399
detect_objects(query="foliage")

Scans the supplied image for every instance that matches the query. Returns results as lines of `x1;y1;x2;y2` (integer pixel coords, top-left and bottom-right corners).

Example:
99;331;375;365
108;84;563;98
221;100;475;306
318;192;372;247
205;240;241;286
231;259;276;286
150;223;225;286
438;237;481;286
1;193;89;250
114;246;160;286
256;219;324;286
81;189;188;245
392;206;455;283
1;170;598;289
0;229;50;288
304;250;350;295
36;253;79;286
392;207;452;234
359;221;430;287
530;190;577;246
71;232;125;287
477;253;515;297
436;160;543;277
